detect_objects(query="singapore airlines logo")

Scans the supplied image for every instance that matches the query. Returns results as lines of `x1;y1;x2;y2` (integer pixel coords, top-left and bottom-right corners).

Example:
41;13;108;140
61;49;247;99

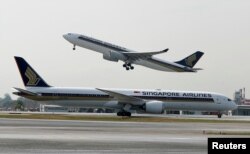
185;54;197;67
25;67;40;86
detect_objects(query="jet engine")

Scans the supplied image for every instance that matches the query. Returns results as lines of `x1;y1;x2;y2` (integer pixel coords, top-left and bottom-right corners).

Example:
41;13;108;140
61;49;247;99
103;51;125;62
145;101;164;114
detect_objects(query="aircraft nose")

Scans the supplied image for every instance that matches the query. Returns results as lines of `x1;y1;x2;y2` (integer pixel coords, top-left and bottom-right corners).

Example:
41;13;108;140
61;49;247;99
63;34;68;40
63;33;73;42
231;101;237;110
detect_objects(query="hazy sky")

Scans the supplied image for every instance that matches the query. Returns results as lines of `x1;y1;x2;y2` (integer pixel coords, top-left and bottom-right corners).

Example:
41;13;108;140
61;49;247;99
1;0;250;99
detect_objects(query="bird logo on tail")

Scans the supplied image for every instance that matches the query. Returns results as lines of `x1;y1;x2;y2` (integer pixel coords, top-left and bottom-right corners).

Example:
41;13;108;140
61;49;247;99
185;54;197;67
25;67;40;86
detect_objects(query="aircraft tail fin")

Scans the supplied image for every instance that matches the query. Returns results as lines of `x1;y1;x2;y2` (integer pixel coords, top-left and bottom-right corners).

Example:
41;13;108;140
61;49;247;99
175;51;204;68
14;56;50;87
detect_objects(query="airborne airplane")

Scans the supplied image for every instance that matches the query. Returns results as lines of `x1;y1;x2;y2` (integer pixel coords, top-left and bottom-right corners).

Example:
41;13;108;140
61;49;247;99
63;33;204;72
13;57;237;118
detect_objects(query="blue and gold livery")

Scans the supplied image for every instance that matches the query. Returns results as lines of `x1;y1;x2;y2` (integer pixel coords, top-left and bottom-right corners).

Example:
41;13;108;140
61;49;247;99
175;51;204;68
14;57;50;87
13;56;237;118
63;33;204;72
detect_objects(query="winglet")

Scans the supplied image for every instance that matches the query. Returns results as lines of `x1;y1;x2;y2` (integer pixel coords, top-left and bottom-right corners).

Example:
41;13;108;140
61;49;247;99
161;48;169;53
153;48;169;54
14;56;50;87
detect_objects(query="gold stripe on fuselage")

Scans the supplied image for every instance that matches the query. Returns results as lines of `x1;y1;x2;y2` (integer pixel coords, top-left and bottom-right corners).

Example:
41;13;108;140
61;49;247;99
16;93;214;103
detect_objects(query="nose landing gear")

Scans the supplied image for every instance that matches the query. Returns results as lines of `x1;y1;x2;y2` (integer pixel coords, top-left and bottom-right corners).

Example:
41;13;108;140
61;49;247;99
217;113;222;118
73;44;76;50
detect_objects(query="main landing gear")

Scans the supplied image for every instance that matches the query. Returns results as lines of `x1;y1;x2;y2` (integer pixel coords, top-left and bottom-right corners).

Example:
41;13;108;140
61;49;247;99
123;63;134;71
217;113;222;118
117;111;131;117
73;44;76;50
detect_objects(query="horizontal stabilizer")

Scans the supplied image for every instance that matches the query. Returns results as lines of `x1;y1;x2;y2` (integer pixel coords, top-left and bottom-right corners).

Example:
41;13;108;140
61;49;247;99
122;48;168;60
192;68;203;71
13;87;38;96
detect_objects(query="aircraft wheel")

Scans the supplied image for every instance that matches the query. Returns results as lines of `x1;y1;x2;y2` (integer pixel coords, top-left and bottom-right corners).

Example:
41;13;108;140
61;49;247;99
123;64;126;67
217;113;222;118
73;45;76;50
130;66;134;70
126;112;131;117
117;112;122;116
126;67;130;70
117;111;131;117
117;111;126;116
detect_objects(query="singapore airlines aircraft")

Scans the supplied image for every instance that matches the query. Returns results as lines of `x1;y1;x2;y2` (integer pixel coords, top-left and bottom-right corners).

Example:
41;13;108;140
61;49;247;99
63;33;204;72
13;57;237;118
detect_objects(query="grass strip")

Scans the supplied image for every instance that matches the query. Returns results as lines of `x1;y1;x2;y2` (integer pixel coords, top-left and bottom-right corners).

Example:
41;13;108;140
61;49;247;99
0;113;249;123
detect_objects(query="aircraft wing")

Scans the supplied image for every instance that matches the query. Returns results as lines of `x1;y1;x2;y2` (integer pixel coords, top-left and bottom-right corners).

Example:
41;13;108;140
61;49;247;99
13;87;38;96
122;48;168;61
96;88;145;105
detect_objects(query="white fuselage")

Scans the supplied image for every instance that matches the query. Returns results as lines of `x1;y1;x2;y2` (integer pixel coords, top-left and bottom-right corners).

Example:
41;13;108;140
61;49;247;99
19;87;237;113
63;33;188;72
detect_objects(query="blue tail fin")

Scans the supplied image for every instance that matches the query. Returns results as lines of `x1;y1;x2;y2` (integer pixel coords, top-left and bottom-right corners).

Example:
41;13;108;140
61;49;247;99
175;51;204;68
14;56;50;87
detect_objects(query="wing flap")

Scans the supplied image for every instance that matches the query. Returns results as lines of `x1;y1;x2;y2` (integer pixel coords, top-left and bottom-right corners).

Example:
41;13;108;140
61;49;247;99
122;48;168;61
96;88;145;105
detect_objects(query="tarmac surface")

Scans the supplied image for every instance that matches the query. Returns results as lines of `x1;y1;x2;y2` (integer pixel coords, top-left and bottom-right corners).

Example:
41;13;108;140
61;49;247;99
0;117;250;154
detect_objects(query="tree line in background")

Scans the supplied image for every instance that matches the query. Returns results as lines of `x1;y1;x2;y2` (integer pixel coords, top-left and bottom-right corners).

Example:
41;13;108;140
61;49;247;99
0;94;114;113
0;94;40;111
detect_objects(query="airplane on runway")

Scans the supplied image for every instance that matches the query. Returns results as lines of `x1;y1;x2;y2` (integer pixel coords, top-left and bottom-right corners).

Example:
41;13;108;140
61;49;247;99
13;56;237;118
63;33;204;72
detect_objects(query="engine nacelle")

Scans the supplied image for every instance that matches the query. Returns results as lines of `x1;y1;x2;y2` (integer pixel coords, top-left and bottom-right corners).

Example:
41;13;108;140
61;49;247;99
145;101;164;114
103;51;125;62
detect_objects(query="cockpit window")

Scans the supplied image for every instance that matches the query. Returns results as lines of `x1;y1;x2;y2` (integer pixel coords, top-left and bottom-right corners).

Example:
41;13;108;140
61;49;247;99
228;98;232;101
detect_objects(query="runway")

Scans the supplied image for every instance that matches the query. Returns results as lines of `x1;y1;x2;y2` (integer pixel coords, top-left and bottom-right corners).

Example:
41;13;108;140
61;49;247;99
0;118;250;154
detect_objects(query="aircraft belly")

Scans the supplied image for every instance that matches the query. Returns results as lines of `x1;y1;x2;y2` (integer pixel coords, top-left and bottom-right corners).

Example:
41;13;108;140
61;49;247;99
78;40;110;54
164;102;225;111
40;100;120;109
